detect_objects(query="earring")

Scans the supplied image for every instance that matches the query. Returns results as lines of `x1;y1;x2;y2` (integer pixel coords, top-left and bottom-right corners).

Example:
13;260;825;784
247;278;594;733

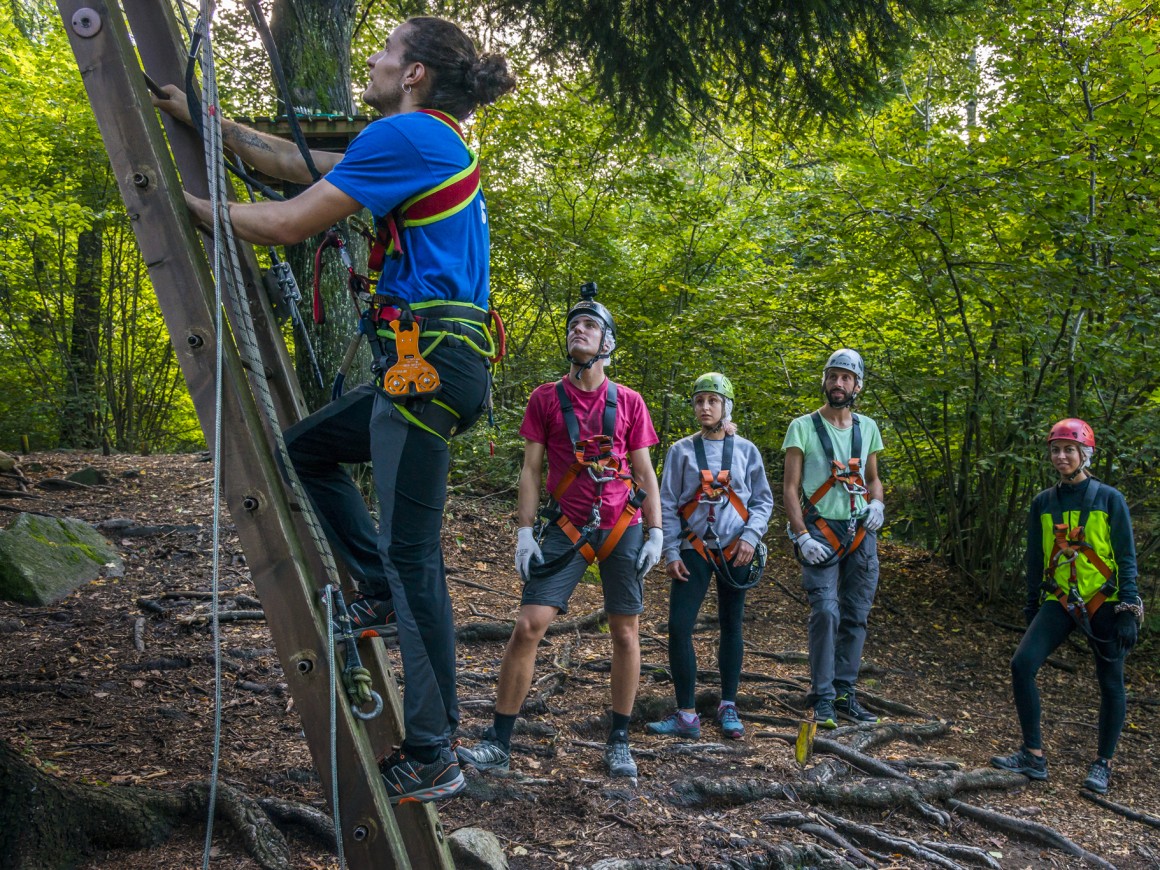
401;82;412;94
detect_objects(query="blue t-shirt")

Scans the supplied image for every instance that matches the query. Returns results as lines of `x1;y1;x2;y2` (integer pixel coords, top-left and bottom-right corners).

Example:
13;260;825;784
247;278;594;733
325;112;490;308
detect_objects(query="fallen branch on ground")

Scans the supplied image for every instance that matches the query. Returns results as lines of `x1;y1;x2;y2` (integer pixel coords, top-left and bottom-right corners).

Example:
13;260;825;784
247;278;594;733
177;610;265;626
449;573;521;600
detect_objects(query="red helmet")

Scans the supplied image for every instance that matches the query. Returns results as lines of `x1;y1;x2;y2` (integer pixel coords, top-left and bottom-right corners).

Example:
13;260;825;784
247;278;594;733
1047;418;1095;448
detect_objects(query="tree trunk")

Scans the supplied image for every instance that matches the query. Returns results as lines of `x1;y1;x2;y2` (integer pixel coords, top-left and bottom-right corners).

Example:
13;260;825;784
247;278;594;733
270;0;364;411
60;224;103;448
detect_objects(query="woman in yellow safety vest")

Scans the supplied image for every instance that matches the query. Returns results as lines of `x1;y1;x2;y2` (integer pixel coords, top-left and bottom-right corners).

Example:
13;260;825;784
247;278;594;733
991;418;1143;794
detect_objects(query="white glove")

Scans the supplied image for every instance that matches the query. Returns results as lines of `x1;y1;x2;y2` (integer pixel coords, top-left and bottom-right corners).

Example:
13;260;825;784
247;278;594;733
515;526;542;581
636;527;665;580
795;532;832;566
863;499;885;532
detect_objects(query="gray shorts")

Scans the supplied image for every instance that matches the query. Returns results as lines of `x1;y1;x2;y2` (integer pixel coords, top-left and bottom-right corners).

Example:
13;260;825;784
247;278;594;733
522;522;645;616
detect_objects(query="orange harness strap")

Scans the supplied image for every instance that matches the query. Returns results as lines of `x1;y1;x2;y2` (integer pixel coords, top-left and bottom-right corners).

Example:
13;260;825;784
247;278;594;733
801;412;867;562
532;380;646;574
678;435;750;570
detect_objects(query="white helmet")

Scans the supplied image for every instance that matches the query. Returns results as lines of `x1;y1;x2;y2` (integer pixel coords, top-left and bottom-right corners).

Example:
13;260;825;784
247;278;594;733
821;348;864;385
821;348;864;408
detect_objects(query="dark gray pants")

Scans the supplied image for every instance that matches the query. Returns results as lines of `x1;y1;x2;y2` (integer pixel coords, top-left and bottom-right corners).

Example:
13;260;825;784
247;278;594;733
284;343;489;751
800;530;879;704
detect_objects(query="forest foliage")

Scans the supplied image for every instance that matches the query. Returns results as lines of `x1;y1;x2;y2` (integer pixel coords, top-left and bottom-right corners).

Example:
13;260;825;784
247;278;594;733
0;0;1157;605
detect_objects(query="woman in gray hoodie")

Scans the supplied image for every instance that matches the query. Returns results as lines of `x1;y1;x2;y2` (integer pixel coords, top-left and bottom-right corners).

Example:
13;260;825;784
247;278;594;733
647;373;774;740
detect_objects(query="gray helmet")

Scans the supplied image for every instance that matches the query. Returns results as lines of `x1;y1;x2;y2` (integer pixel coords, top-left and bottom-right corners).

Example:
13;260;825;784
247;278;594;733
821;348;864;386
565;282;616;338
566;282;615;376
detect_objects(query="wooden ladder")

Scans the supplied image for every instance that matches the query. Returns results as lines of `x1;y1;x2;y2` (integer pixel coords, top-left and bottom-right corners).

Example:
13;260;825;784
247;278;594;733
56;2;456;867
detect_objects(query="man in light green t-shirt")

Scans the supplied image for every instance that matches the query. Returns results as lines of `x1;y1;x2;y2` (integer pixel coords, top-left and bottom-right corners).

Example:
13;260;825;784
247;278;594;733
782;349;884;729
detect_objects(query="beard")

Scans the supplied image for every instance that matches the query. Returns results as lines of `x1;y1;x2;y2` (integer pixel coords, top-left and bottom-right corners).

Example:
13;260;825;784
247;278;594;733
364;79;404;115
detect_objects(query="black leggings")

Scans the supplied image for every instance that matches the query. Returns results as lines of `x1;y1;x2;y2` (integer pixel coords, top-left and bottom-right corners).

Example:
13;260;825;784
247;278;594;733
1011;601;1126;759
667;550;748;709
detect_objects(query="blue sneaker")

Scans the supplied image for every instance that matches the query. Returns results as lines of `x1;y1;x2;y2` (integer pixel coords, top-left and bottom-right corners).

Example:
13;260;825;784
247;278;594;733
814;699;837;730
1083;759;1110;794
646;711;701;738
717;703;744;739
835;691;879;724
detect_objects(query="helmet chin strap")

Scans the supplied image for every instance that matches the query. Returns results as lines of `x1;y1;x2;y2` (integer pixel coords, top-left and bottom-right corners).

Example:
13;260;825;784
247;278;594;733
568;328;610;379
702;419;725;435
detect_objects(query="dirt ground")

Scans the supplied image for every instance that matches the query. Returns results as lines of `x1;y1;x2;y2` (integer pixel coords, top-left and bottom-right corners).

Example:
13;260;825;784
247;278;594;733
1;451;1158;869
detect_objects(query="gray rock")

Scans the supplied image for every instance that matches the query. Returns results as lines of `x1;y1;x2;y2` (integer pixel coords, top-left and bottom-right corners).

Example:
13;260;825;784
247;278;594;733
0;514;122;605
0;451;16;472
448;827;507;870
66;466;111;486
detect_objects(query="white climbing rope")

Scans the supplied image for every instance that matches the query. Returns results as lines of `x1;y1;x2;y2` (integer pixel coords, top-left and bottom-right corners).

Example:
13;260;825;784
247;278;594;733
191;4;358;868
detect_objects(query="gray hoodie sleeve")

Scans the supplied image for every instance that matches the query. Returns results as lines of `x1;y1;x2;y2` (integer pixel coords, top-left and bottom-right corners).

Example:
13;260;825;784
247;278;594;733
659;441;691;564
738;442;774;547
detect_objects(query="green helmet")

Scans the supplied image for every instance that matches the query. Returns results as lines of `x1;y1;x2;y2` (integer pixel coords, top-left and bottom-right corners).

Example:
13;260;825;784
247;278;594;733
692;372;734;400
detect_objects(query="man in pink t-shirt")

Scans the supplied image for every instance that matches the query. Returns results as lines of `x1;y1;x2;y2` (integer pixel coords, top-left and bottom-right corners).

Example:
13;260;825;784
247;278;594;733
459;286;662;780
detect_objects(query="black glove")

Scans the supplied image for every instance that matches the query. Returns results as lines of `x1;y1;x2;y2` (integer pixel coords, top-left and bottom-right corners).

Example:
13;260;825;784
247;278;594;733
1023;603;1040;627
1115;609;1139;653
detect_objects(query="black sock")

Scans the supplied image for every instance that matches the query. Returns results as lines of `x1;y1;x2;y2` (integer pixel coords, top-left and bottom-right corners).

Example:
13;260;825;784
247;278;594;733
402;742;441;764
493;712;517;748
609;711;631;742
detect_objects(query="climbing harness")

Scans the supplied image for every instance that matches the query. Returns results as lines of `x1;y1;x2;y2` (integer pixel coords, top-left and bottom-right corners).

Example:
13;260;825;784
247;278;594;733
531;380;647;575
311;110;505;441
367;110;481;264
790;412;867;568
1039;480;1120;657
678;434;765;590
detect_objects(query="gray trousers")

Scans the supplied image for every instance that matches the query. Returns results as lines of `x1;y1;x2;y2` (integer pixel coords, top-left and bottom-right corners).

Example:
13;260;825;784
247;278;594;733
283;342;489;751
800;529;879;704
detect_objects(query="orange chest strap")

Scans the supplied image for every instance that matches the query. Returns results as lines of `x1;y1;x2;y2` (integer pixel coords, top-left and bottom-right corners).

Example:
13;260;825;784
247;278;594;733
679;434;750;563
808;457;863;506
805;411;865;508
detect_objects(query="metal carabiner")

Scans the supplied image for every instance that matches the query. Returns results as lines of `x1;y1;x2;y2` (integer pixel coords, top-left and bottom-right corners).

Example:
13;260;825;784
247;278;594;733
352;690;384;721
587;463;619;485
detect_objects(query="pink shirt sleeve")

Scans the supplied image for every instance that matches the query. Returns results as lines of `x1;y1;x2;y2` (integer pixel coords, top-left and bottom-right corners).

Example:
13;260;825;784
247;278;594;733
621;388;659;452
519;383;554;445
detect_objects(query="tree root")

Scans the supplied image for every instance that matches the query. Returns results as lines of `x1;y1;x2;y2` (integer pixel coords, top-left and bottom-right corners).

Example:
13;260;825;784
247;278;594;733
698;820;857;870
456;609;606;643
258;796;336;848
919;839;1003;869
946;799;1116;869
1078;789;1160;829
852;688;929;719
761;811;875;867
810;809;964;869
0;739;330;870
672;767;1025;810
